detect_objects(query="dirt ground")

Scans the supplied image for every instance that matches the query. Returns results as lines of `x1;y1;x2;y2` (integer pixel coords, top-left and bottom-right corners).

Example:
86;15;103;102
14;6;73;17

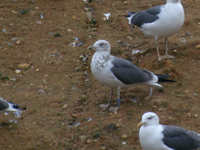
0;0;200;149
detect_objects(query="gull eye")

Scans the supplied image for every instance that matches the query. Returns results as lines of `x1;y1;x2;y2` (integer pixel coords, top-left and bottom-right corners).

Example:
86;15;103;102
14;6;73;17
99;43;105;47
147;116;154;120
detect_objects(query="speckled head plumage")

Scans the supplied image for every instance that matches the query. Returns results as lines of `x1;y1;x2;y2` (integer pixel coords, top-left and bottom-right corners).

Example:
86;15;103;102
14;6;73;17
92;40;111;53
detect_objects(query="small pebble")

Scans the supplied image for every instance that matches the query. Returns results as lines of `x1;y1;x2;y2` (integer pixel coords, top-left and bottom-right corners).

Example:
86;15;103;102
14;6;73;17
62;104;68;109
116;123;121;128
121;134;128;139
80;95;87;101
187;113;192;118
127;35;133;40
67;29;72;32
195;44;200;49
4;112;8;116
86;139;92;144
69;37;84;47
83;0;89;3
2;28;7;33
193;92;198;96
86;12;93;21
132;49;141;55
124;1;128;4
10;78;16;81
179;37;186;44
87;117;92;122
9;119;18;124
38;89;46;94
72;15;76;20
109;106;119;113
15;69;21;74
194;114;198;118
71;113;78;118
100;146;106;150
11;10;17;14
132;49;146;55
17;63;30;69
99;103;109;110
79;135;87;142
122;141;127;145
16;40;21;45
36;20;42;24
70;122;80;128
11;37;20;42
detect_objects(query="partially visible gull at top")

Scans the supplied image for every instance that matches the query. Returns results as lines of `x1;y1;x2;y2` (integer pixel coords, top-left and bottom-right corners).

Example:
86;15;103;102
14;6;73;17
138;112;200;150
0;97;26;118
126;0;184;61
90;40;175;106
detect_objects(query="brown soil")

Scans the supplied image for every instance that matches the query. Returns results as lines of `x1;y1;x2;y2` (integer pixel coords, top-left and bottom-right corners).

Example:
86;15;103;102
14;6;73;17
0;0;200;149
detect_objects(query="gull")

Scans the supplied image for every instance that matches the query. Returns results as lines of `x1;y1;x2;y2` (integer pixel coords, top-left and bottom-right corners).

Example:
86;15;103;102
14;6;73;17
90;40;175;106
0;97;25;118
126;0;184;61
138;112;200;150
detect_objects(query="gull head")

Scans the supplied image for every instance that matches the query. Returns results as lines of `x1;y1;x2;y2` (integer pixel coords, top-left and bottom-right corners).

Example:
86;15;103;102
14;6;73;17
91;40;111;53
167;0;180;3
125;12;136;25
138;112;160;128
7;101;26;112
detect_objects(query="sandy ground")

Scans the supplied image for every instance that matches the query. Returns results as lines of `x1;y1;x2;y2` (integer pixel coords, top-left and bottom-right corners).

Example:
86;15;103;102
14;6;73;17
0;0;200;149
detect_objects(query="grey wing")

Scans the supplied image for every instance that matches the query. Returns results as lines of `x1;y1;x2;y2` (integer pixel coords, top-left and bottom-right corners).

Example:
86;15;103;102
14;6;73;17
0;98;9;111
146;5;162;15
131;5;161;27
111;57;153;84
162;125;200;150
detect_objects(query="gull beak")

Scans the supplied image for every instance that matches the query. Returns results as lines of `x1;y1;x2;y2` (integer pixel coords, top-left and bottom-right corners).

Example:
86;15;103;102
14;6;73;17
88;45;94;50
137;121;145;128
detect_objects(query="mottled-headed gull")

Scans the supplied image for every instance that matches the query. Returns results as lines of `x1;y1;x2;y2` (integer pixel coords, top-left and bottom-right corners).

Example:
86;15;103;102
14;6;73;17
90;40;175;106
126;0;184;61
138;112;200;150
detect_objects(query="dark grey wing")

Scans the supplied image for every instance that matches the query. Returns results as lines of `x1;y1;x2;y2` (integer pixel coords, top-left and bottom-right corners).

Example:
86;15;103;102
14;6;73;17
146;5;162;15
0;98;9;111
131;5;161;27
162;125;200;150
111;57;153;84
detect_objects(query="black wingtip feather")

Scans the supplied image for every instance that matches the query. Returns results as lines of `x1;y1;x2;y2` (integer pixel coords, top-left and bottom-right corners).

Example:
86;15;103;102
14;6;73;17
156;74;176;83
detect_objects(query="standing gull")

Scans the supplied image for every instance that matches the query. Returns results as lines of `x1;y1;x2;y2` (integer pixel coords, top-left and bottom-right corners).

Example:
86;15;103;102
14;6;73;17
138;112;200;150
126;0;184;61
90;40;175;106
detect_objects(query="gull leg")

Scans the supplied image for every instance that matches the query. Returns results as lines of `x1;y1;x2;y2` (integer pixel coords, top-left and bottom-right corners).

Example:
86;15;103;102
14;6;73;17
144;87;153;100
164;37;175;59
108;87;120;113
110;88;113;102
99;88;111;110
116;87;121;107
154;36;162;61
160;38;175;60
108;88;114;105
